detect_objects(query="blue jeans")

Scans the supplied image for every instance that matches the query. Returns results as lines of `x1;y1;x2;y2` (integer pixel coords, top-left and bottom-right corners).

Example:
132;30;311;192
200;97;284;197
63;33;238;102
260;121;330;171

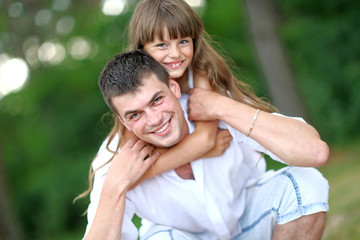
141;167;329;240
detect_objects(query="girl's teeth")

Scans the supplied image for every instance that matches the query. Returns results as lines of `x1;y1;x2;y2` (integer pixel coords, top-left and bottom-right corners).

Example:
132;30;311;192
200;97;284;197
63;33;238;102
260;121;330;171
156;122;169;133
170;62;180;67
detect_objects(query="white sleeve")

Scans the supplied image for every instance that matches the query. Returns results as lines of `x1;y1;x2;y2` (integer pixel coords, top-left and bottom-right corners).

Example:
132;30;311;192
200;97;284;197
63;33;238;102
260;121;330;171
122;199;138;239
83;166;107;238
82;135;139;239
83;137;113;238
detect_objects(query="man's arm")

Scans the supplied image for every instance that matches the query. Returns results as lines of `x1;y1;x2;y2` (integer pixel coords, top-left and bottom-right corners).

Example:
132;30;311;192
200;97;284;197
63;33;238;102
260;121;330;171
84;138;159;240
188;88;329;167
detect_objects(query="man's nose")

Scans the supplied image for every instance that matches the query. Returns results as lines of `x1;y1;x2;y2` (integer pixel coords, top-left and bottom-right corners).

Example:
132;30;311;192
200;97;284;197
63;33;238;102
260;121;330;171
146;110;162;126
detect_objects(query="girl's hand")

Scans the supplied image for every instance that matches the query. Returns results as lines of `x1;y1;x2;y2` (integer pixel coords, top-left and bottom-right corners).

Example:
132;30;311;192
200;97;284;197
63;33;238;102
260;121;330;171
188;88;223;121
106;137;160;190
201;129;232;158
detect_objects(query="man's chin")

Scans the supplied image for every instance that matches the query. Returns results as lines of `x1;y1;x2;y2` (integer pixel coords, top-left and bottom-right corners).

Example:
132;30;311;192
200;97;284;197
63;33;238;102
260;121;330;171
150;138;180;148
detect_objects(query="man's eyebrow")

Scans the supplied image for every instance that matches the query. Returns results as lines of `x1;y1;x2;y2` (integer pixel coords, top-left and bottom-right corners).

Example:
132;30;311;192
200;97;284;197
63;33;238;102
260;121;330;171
123;90;164;118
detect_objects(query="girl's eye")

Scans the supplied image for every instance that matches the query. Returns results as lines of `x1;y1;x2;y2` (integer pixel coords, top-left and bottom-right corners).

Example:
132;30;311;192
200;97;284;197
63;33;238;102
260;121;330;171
180;39;189;45
156;43;167;48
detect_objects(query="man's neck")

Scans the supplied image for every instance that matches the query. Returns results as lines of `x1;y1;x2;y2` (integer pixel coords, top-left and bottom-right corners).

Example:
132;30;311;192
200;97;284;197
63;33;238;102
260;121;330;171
174;95;194;179
174;121;194;180
175;163;194;180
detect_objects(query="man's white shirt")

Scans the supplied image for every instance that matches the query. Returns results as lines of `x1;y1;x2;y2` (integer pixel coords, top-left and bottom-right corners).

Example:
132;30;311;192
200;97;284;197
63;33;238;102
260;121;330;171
84;94;305;240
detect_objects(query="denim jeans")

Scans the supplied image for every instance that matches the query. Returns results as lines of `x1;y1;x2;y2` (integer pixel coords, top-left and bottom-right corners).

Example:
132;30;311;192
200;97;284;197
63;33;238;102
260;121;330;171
141;167;329;240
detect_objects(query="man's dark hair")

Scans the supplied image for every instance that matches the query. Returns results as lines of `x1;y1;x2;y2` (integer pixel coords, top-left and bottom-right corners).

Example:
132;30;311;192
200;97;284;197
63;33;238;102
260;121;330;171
99;49;170;114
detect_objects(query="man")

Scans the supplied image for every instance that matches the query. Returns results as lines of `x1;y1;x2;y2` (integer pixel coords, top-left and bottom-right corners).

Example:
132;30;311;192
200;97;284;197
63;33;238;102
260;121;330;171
83;50;329;240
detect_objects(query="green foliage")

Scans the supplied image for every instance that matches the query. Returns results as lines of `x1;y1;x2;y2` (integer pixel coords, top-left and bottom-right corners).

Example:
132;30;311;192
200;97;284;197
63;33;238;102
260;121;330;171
0;0;359;239
0;2;132;239
0;60;105;238
319;141;360;239
273;0;360;144
203;0;270;98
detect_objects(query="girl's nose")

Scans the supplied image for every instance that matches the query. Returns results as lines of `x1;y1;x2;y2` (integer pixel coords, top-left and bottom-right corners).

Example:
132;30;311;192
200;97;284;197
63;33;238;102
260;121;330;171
169;45;181;59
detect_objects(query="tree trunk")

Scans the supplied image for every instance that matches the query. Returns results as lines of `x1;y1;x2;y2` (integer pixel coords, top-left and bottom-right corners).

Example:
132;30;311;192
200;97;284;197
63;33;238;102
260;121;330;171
0;159;21;240
242;0;308;119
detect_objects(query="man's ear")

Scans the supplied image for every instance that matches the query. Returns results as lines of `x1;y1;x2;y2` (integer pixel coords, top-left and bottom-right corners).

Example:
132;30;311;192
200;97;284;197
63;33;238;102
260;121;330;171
169;79;181;99
118;115;130;130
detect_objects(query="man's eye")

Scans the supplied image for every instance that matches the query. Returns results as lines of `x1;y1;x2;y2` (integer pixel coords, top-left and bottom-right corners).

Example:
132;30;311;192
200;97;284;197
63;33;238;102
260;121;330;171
154;96;163;104
130;113;139;120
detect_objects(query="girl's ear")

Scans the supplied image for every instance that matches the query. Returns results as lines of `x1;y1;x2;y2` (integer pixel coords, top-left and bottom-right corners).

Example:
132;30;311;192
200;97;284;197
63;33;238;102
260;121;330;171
169;79;181;99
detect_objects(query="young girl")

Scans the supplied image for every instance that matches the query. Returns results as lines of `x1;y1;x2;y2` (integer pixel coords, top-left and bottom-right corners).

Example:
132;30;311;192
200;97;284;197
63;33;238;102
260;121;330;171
78;0;276;200
134;0;276;184
125;0;276;186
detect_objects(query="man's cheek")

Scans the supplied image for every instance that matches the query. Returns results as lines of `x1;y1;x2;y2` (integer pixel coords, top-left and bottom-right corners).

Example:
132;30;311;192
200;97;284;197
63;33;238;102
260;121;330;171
122;121;133;132
131;123;144;136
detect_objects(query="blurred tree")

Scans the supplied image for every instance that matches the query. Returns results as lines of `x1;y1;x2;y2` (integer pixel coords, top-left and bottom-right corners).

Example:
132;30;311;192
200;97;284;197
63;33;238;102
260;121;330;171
0;159;21;240
0;0;359;239
273;0;360;143
201;0;271;100
243;0;308;118
0;0;133;238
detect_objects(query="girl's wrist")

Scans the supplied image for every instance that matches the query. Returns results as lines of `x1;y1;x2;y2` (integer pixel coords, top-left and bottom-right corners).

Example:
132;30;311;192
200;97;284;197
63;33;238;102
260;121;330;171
212;94;230;121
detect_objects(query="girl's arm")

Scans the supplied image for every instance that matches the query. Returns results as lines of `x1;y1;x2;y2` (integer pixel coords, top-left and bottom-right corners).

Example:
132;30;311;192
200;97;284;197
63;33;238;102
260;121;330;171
129;73;223;189
188;88;329;167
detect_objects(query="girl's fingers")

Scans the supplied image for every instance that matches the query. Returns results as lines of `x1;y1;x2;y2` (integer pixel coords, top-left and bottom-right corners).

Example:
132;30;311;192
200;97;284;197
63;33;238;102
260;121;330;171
139;145;155;160
218;129;231;137
124;137;139;149
132;139;148;152
145;151;160;164
217;130;232;142
224;135;233;142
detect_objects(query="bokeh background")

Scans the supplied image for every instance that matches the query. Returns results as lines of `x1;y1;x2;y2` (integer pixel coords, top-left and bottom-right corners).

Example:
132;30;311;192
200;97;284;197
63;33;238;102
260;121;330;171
0;0;359;239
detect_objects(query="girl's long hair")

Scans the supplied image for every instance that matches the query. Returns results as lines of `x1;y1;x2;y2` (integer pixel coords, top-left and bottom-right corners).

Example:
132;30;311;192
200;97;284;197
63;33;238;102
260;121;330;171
76;0;276;202
128;0;275;111
74;117;124;204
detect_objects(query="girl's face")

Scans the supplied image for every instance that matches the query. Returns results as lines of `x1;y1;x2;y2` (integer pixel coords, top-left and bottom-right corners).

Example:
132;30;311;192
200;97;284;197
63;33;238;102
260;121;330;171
143;29;194;80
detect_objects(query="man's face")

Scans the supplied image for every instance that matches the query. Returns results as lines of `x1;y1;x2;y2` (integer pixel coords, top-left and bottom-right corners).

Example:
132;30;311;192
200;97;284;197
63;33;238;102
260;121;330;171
114;74;188;148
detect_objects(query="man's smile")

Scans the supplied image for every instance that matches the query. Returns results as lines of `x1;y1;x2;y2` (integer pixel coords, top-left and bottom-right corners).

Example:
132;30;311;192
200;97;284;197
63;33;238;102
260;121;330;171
151;117;172;136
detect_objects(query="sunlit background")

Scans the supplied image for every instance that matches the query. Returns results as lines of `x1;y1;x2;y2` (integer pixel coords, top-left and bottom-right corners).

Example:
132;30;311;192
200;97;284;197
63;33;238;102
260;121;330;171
1;0;359;239
0;0;205;100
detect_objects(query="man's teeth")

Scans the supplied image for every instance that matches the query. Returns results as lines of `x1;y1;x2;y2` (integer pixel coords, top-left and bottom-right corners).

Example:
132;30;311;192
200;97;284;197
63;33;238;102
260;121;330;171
170;62;181;68
156;122;169;133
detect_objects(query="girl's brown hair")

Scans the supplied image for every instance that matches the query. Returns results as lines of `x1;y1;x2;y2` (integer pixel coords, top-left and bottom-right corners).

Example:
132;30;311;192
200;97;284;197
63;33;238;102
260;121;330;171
128;0;275;111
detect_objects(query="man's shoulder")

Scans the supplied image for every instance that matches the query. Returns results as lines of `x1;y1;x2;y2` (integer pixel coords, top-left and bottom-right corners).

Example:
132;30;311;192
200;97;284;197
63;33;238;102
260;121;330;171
179;94;189;109
92;134;119;171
